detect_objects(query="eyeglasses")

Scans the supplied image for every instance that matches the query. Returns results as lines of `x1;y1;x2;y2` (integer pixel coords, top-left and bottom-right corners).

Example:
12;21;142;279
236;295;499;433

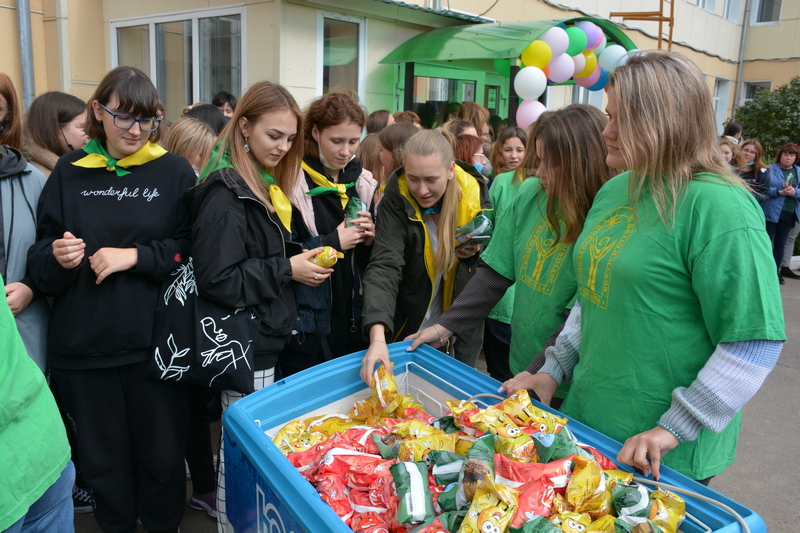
742;148;757;155
99;103;161;132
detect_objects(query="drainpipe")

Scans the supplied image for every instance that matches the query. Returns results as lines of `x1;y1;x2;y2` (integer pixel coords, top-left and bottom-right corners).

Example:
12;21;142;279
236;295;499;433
732;0;754;113
17;0;36;110
56;0;71;94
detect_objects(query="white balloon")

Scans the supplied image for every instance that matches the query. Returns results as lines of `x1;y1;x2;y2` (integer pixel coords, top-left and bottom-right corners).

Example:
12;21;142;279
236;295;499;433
591;33;607;53
540;26;569;57
514;66;548;100
548;53;575;84
598;45;628;72
572;53;586;78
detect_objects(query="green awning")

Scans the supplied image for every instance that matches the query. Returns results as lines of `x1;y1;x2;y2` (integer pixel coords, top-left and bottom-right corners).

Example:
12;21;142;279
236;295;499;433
381;17;637;65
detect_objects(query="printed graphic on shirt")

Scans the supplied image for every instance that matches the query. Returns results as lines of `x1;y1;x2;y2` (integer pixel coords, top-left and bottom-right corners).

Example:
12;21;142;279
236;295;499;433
577;206;635;309
518;214;570;295
80;186;160;202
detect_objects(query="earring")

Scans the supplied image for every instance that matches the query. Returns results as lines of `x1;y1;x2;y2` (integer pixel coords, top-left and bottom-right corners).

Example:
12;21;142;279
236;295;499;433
244;136;250;153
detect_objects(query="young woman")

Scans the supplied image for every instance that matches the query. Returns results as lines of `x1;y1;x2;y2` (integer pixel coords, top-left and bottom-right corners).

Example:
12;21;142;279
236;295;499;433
504;51;784;484
457;101;491;142
718;137;743;171
282;91;376;372
27;66;196;533
366;109;394;134
356;133;384;202
737;138;769;200
489;127;527;176
762;142;800;283
24;91;89;177
0;73;23;150
407;105;615;386
189;80;329;531
162;116;217;176
360;129;491;382
454;133;486;174
378;121;419;183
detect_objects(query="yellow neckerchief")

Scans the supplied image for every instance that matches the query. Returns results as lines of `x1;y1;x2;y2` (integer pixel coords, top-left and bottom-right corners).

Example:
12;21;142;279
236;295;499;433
72;139;166;177
397;164;483;311
301;160;352;208
200;141;293;231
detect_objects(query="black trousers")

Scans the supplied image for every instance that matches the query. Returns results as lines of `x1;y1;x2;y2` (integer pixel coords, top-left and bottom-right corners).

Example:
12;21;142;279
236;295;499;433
482;318;513;382
185;384;216;494
766;211;798;269
51;362;189;533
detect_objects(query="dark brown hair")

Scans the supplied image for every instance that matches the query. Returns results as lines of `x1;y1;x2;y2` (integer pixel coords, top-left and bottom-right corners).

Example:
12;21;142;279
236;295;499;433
394;110;420;125
24;91;87;156
440;119;475;138
378;121;419;175
490;127;527;175
367;109;392;134
85;66;160;143
457;102;489;139
775;142;800;164
0;73;23;150
303;91;366;159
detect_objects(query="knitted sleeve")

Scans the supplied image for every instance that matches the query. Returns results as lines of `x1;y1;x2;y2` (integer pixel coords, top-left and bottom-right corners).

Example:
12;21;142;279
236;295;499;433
659;339;782;441
538;302;582;384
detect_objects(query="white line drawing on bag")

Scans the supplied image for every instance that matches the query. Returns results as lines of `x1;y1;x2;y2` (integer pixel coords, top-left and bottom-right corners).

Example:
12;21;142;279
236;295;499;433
200;315;253;386
154;334;191;380
164;258;198;306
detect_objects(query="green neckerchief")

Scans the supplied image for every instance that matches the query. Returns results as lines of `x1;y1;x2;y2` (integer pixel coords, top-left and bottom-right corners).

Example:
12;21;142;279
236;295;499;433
72;138;166;177
201;141;293;231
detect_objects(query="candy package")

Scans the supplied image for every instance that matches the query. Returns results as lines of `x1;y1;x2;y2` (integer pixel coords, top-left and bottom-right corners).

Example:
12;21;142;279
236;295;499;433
510;477;556;528
649;489;686;533
456;434;496;506
428;450;466;486
585;515;617;532
533;431;592;463
566;456;609;519
509;515;562;533
345;196;369;227
458;475;519;533
612;483;652;519
613;516;661;533
316;472;353;524
390;461;435;524
498;390;567;434
309;245;344;267
470;406;537;462
494;453;574;495
397;433;459;462
455;214;492;244
372;433;404;459
549;511;591;533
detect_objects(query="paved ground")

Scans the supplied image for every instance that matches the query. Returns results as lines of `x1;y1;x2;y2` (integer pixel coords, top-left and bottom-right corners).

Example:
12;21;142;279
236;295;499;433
75;279;800;532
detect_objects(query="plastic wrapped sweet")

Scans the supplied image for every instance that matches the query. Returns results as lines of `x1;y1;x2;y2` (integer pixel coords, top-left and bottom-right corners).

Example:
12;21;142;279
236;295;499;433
585;514;617;532
457;475;519;533
456;434;496;506
494;453;574;495
317;472;353;524
397;433;459;462
309;245;344;267
533;430;592;463
613;515;661;532
549;511;591;533
509;476;555;528
391;461;435;524
612;483;653;519
565;456;609;519
498;391;568;434
428;450;466;486
345;196;369;227
455;214;493;244
509;515;562;532
649;489;686;533
470;406;537;462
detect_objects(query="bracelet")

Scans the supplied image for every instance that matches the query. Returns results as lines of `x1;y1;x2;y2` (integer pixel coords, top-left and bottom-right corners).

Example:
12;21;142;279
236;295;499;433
432;324;450;355
370;339;386;344
656;421;685;443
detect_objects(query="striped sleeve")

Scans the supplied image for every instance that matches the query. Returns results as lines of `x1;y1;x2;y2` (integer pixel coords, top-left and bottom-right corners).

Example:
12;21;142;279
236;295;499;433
538;302;582;384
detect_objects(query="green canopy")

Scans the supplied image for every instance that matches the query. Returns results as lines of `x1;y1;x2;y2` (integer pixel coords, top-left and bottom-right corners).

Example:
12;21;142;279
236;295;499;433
381;17;637;65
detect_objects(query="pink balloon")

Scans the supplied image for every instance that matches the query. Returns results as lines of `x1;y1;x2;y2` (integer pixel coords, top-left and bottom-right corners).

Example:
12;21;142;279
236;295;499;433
540;27;569;57
516;100;547;129
548;53;574;83
573;65;601;88
575;21;600;50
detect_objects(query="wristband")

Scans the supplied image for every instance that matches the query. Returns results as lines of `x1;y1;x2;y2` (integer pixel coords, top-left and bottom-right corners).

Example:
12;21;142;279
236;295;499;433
432;324;450;355
656;421;685;443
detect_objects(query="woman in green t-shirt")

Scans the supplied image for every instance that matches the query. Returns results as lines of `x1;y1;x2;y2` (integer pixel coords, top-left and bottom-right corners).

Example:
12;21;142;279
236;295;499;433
505;50;785;484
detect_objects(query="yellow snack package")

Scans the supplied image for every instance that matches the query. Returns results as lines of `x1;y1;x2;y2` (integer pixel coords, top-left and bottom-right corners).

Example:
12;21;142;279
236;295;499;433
549;512;592;533
349;396;380;422
498;390;568;433
397;433;459;462
471;406;537;462
604;470;634;490
309;246;344;267
304;413;358;437
650;489;686;533
566;456;609;519
550;494;573;515
273;419;308;455
455;433;476;456
585;514;617;532
371;363;398;408
457;475;519;533
393;394;424;415
393;419;443;440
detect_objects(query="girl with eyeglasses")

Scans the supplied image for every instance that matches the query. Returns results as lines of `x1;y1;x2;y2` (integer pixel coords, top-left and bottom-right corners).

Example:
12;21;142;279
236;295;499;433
737;138;769;201
28;66;197;533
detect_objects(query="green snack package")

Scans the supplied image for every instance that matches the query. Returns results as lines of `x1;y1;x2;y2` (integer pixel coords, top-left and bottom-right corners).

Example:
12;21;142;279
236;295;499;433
390;461;435;524
612;483;653;518
438;482;459;512
455;214;492;243
532;431;592;463
372;432;403;459
345;196;368;227
613;516;661;533
508;515;562;533
456;433;496;507
432;415;461;433
428;450;466;485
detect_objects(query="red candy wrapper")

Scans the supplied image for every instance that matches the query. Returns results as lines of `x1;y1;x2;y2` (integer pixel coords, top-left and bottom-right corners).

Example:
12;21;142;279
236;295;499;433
494;453;574;495
317;473;353;525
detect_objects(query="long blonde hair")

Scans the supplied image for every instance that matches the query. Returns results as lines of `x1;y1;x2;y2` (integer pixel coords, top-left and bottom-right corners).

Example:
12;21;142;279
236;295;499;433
210;81;302;204
403;130;462;276
610;51;743;224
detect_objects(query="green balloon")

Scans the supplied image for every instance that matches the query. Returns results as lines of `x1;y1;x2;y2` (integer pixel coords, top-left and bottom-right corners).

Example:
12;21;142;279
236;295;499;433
565;26;588;56
494;58;511;78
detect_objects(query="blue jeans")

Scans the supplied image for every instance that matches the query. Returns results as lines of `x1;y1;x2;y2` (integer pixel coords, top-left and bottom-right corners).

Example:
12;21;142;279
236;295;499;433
2;461;75;533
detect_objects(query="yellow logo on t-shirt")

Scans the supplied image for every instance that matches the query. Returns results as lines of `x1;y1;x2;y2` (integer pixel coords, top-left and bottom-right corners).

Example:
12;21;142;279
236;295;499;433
577;206;635;309
519;215;570;294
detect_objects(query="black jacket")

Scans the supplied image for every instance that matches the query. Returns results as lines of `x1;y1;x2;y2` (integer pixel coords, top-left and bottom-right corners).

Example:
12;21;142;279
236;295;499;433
188;168;296;368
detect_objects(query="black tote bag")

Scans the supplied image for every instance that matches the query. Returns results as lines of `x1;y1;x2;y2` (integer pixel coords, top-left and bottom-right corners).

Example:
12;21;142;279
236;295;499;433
148;258;258;394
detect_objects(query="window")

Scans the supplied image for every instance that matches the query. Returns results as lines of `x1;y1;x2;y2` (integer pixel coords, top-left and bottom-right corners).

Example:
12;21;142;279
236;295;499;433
111;7;244;122
755;0;781;22
723;0;740;22
713;78;731;134
743;81;771;104
317;11;366;100
570;85;605;110
697;0;716;13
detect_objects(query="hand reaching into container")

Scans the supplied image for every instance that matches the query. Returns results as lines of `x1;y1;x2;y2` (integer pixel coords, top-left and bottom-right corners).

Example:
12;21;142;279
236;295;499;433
499;371;559;405
360;324;392;386
616;426;680;481
405;323;453;351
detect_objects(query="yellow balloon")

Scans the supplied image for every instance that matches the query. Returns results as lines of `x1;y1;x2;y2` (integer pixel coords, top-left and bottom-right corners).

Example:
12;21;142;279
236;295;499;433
576;50;597;78
520;40;552;69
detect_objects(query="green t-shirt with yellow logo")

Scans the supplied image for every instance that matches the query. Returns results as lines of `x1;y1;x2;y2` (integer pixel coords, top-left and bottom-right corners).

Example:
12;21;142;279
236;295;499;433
481;177;578;374
564;171;785;479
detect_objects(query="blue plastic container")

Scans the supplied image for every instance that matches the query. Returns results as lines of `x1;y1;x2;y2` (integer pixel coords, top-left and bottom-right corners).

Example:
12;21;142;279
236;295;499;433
223;342;765;533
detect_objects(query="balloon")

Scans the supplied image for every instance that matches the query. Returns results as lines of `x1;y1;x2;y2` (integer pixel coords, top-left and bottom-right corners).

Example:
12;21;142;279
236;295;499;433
598;45;629;72
548;53;574;83
520;40;552;69
588;68;611;91
573;65;602;88
514;66;548;100
576;21;601;48
494;58;511;78
576;50;597;78
516;100;547;129
591;33;607;53
572;53;586;77
565;27;588;56
542;65;549;78
540;26;569;57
